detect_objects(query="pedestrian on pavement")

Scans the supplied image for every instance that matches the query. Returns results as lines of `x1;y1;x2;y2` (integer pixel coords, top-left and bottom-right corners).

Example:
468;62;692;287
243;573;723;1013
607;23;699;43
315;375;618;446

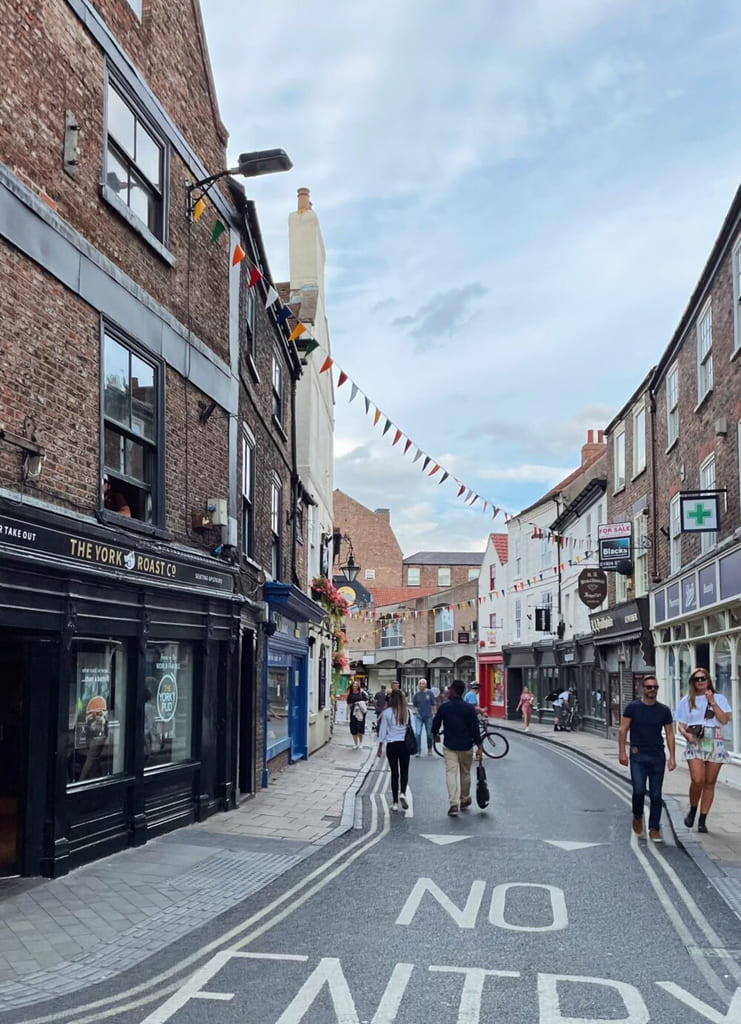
552;687;570;731
432;679;483;817
377;688;412;811
373;685;387;735
412;678;436;756
675;668;732;834
463;681;480;706
347;679;369;750
516;686;535;731
618;675;676;842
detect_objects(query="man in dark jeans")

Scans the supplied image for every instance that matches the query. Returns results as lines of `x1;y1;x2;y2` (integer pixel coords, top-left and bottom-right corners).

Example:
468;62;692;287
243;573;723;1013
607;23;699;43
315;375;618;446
618;676;676;842
432;679;483;817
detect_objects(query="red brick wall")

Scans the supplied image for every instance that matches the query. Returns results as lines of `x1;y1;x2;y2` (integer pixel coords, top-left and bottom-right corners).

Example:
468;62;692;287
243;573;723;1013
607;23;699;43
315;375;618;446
333;490;403;588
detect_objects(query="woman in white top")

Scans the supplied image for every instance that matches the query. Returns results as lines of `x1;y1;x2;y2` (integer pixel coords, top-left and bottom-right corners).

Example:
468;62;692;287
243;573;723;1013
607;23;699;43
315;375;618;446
377;689;412;812
675;668;732;834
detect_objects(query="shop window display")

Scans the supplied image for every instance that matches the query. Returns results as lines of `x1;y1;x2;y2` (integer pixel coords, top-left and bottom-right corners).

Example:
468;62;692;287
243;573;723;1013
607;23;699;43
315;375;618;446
68;641;127;784
267;666;290;746
144;642;194;767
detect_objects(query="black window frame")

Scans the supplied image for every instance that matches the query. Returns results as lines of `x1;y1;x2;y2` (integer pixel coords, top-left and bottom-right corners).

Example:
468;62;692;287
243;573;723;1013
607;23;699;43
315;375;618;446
103;72;168;246
101;324;164;527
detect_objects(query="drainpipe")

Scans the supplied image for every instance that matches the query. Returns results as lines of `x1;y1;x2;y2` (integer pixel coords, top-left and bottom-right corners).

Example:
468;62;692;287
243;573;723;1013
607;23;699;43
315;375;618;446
648;387;660;583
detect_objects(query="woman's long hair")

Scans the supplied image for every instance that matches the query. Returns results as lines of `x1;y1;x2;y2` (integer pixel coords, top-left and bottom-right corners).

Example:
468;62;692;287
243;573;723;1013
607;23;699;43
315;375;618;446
687;668;714;711
388;688;408;725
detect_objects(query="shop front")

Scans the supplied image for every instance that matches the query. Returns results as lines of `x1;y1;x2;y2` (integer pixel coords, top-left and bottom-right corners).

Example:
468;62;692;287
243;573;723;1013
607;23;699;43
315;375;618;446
479;651;504;718
0;501;240;878
262;583;325;785
652;547;741;759
589;598;653;739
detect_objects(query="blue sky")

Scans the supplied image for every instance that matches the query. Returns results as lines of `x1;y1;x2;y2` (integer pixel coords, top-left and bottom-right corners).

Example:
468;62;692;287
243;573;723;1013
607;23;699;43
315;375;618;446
200;0;741;555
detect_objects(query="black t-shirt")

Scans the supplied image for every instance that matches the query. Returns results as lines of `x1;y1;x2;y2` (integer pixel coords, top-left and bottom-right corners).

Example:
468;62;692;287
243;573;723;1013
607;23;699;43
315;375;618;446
622;700;672;755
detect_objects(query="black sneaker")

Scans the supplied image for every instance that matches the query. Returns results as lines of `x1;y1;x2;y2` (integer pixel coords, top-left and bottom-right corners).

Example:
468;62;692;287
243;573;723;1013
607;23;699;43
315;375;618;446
698;822;708;834
684;809;696;829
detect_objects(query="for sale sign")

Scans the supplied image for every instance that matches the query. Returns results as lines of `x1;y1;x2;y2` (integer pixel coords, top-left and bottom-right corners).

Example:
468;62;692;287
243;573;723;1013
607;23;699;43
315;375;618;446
598;522;631;571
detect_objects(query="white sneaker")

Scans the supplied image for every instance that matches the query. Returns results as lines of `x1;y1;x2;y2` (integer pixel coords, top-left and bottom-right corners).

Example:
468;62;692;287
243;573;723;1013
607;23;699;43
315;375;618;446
391;802;400;811
399;794;408;810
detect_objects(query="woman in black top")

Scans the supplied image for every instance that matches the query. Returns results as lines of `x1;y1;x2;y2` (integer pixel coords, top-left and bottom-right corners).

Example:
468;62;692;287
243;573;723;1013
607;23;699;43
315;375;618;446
347;679;369;750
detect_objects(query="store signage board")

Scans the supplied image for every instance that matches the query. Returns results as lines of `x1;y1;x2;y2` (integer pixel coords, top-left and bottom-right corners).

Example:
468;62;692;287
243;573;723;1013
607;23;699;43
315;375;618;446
680;494;719;532
578;568;608;609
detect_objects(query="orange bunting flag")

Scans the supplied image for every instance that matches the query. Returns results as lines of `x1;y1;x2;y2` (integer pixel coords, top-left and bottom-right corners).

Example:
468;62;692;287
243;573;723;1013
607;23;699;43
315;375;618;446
193;198;206;221
428;464;439;476
337;370;348;387
373;409;382;427
288;323;307;342
319;356;333;374
232;244;245;266
248;266;262;287
392;429;402;446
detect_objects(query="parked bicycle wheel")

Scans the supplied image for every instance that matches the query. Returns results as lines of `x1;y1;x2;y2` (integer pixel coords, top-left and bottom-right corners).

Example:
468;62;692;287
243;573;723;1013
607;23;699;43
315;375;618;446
481;729;509;759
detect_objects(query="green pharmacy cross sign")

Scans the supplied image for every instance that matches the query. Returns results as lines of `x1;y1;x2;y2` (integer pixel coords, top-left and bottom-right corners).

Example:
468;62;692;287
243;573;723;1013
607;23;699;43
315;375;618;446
679;493;720;533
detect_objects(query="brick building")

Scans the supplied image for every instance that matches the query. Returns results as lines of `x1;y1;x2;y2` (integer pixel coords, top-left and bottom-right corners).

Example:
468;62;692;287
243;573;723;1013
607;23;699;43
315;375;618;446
647;185;741;757
0;0;254;876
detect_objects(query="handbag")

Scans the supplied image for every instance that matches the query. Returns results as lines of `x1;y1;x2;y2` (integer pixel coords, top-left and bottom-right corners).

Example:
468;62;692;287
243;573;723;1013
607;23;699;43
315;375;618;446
476;762;490;808
404;715;418;756
688;699;716;740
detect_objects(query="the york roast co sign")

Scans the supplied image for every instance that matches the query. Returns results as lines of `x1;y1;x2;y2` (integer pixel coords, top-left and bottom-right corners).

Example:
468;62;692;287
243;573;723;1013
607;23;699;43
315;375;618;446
0;513;233;593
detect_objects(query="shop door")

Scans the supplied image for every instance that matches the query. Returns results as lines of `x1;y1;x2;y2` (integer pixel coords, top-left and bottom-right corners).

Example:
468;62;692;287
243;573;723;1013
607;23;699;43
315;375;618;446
289;658;308;762
0;642;25;875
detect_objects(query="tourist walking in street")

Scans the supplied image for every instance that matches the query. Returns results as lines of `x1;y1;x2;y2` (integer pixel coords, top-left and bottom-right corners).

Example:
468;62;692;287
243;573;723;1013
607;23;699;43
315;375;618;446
464;681;480;706
412;678;436;756
675;669;732;833
377;689;412;811
516;685;535;731
618;675;676;842
347;679;369;750
432;680;483;817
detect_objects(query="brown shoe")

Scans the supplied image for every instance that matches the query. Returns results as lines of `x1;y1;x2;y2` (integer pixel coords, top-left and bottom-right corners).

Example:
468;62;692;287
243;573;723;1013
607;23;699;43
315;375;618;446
649;829;663;842
632;817;643;836
461;797;472;809
448;804;459;816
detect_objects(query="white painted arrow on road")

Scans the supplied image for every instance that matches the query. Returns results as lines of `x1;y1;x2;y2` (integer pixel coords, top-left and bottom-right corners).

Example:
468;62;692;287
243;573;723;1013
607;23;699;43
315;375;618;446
545;840;602;851
420;834;473;846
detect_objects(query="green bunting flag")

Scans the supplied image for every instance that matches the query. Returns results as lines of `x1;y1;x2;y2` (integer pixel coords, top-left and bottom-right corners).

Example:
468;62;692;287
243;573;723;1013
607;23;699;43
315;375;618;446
210;220;225;243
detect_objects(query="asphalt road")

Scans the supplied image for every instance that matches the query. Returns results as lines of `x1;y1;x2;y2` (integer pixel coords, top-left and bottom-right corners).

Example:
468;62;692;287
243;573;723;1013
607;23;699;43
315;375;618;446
7;736;741;1023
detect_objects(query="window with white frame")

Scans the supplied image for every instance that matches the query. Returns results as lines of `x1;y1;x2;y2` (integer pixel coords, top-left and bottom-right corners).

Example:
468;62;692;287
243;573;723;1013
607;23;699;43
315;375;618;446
241;425;255;557
468;567;479;581
666;363;679;447
270;476;282;579
585;513;593;555
364;568;376;581
489;564;496;590
697;301;713;402
380;620;402;648
244;287;256;364
489;613;497;629
734;241;741;354
669;493;682;575
272;353;283;425
438;567;451;587
633;404;646;476
407;567;420;586
541;535;550;569
615;570;628;604
700;455;717;553
434;607;454;643
514;598;522;641
105;78;165;240
614;427;626;491
514;539;521;577
633;513;649;597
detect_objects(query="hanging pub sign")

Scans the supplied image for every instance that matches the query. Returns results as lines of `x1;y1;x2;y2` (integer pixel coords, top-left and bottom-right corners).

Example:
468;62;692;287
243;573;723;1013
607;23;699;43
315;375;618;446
578;568;608;609
534;607;551;632
680;492;720;532
598;522;632;571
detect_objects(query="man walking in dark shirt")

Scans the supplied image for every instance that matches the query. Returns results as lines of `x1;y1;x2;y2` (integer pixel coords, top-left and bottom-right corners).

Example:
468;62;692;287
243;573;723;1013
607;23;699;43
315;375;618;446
618;675;676;842
432;679;483;817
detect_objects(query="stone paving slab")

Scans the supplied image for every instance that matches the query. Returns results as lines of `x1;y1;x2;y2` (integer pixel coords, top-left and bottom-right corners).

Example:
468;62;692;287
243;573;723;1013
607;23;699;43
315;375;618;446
0;737;374;1010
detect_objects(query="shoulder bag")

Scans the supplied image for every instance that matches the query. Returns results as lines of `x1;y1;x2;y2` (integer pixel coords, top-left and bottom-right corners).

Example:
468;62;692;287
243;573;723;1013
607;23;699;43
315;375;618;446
404;714;418;755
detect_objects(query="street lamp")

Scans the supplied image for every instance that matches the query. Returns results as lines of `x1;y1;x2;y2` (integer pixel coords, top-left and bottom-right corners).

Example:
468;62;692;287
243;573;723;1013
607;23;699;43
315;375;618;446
185;148;293;219
334;531;361;584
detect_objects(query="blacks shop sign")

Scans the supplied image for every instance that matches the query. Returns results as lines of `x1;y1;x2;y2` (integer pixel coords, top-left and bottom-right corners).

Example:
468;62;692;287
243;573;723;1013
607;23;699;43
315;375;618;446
0;512;234;594
598;522;632;571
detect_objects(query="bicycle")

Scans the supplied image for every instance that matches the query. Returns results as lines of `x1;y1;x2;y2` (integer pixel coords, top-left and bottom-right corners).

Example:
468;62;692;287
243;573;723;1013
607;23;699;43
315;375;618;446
560;705;581;732
433;714;510;759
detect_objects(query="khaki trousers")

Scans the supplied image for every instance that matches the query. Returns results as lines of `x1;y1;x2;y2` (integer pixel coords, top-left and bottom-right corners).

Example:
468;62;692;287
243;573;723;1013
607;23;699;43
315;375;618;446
443;746;473;806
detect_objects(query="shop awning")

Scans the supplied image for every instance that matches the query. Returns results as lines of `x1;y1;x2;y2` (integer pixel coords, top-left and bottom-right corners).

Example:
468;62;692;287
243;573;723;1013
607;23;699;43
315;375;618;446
264;582;325;624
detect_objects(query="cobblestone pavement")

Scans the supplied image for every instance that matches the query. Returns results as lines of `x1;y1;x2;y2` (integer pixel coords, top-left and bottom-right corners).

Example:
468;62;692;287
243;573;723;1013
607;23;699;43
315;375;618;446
0;735;375;1011
496;717;741;921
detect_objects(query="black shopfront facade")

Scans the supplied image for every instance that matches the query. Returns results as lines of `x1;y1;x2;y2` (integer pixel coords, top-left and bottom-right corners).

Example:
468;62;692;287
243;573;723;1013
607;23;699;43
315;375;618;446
0;502;241;877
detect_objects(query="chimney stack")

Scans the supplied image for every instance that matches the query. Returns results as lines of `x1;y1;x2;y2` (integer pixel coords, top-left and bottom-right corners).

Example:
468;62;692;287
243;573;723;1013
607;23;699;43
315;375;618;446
297;187;312;212
581;428;606;466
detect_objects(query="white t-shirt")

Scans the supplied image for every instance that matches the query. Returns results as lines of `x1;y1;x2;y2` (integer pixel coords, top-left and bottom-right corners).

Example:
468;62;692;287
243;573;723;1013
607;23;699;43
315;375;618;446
675;693;731;729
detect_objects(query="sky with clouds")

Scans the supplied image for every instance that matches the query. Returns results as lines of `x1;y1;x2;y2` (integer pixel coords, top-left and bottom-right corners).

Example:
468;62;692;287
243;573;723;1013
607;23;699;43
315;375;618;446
200;0;741;555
